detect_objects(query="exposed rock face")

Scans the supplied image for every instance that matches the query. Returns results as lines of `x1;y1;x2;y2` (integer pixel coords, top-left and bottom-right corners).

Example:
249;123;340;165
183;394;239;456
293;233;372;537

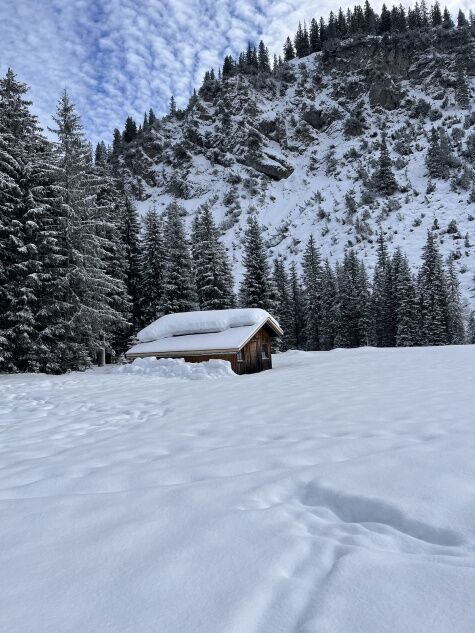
369;72;402;110
302;107;328;130
246;154;294;180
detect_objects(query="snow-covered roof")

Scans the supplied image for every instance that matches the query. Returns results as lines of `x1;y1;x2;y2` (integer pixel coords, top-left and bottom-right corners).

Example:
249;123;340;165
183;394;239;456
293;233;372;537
126;309;282;357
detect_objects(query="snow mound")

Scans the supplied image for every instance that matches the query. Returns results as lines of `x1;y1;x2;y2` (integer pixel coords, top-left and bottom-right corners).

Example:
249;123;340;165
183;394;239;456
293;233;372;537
117;357;236;379
137;308;272;343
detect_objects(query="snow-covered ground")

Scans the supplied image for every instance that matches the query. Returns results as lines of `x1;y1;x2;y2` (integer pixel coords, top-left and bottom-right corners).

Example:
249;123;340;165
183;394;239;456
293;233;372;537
1;346;475;633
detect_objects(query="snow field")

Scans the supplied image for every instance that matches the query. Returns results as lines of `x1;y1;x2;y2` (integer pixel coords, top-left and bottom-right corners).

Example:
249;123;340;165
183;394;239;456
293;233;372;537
1;346;475;632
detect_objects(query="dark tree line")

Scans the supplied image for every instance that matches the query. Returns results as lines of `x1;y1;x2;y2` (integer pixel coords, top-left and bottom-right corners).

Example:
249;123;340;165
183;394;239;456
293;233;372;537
239;216;469;351
196;1;475;86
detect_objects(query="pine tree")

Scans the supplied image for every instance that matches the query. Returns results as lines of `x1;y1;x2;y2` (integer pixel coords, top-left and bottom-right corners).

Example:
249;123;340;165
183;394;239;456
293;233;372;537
191;204;235;310
123;116;137;143
257;41;271;73
457;10;469;28
283;37;295;61
455;61;470;109
222;55;235;77
319;260;338;350
335;251;369;348
272;257;294;350
95;141;108;165
373;132;398;195
169;96;177;116
417;231;450;345
371;230;394;346
442;7;454;28
302;235;322;350
239;215;273;310
357;259;372;346
50;92;128;369
420;0;429;26
446;256;465;343
309;18;321;52
121;196;143;330
294;22;310;58
289;262;305;349
93;157;131;356
379;4;392;32
427;127;443;178
140;207;165;324
0;69;57;372
160;202;198;314
327;11;337;38
431;1;442;26
467;311;475;343
364;0;377;33
427;127;455;179
392;250;420;346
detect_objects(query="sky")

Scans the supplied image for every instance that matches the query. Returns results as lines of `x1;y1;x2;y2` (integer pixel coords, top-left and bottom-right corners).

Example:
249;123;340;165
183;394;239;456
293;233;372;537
0;0;471;146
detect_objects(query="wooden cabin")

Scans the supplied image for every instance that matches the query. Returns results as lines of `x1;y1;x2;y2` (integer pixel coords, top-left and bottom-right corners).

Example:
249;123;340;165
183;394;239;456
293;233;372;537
126;308;283;375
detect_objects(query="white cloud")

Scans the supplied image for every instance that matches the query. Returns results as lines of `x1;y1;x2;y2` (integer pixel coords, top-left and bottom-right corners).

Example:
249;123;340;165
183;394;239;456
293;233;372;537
0;0;472;145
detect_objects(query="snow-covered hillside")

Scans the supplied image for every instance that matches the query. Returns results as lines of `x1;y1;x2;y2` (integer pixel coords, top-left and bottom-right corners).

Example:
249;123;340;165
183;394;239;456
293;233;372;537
1;346;475;632
118;29;475;305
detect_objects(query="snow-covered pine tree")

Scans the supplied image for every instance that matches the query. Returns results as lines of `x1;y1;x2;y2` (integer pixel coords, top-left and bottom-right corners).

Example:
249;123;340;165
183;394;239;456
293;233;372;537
50;92;128;369
373;132;398;196
371;230;395;346
357;259;372;346
417;231;450;345
428;127;456;180
334;262;352;348
272;257;293;350
140;206;165;325
319;260;338;350
468;311;475;343
257;41;271;73
0;69;57;372
446;256;465;344
301;235;322;350
294;22;310;58
289;262;305;350
283;37;295;61
426;127;442;178
120;196;143;330
455;59;471;109
335;250;370;348
191;203;235;310
239;215;273;310
392;249;420;346
160;201;198;314
92;152;131;357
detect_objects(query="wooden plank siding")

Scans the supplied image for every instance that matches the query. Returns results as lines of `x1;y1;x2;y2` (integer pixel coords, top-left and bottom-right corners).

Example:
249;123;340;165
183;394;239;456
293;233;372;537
181;328;272;375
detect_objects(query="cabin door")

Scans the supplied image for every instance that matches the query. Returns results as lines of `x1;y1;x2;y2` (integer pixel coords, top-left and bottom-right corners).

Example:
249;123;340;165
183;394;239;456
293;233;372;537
248;339;262;373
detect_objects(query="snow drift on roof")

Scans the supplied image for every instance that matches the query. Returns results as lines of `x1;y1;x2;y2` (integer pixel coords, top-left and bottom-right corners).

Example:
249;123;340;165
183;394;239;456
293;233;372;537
128;324;259;356
137;308;274;343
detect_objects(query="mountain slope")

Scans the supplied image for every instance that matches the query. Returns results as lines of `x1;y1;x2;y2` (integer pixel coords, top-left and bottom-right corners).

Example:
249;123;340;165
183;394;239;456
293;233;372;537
117;27;475;305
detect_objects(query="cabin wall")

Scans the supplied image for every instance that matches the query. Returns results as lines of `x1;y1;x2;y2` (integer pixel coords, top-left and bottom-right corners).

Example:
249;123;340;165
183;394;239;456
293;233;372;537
240;329;272;374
